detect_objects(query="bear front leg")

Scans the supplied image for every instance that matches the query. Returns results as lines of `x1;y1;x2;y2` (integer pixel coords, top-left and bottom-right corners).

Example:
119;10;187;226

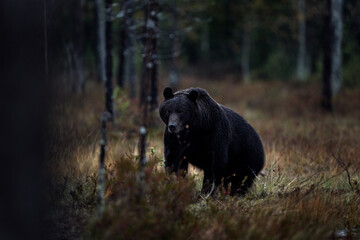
177;157;189;177
230;169;255;195
201;151;227;196
164;146;180;174
213;151;227;193
165;149;188;177
164;132;189;176
201;170;215;195
164;132;180;174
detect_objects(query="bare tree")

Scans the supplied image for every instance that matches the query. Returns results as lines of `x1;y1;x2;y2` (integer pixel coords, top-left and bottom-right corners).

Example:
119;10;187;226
125;0;137;98
169;0;180;89
330;0;343;95
95;0;114;217
150;1;159;110
322;0;343;111
139;0;159;165
73;0;85;93
105;0;114;118
96;0;106;83
95;0;106;217
296;0;307;82
139;2;148;108
117;1;127;88
140;0;159;110
62;0;85;94
97;111;109;216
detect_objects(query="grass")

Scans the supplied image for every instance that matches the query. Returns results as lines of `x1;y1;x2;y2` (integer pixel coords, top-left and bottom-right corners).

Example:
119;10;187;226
48;75;360;240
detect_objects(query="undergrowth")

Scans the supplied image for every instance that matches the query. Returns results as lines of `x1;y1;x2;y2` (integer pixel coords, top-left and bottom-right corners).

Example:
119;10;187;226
48;76;360;240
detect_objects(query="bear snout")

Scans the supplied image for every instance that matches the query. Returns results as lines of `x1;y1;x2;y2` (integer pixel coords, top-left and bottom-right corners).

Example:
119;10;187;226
168;113;182;133
168;124;177;133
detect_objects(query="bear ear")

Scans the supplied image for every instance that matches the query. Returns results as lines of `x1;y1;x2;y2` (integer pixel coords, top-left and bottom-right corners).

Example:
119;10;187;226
188;89;198;102
163;87;173;100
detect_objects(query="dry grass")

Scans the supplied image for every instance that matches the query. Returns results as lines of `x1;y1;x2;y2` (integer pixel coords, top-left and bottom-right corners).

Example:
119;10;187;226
48;75;360;240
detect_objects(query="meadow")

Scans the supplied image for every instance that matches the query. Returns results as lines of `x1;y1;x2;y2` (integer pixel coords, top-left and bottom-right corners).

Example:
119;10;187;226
48;75;360;240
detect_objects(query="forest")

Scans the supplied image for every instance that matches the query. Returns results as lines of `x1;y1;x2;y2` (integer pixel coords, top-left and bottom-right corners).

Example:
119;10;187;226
1;0;360;239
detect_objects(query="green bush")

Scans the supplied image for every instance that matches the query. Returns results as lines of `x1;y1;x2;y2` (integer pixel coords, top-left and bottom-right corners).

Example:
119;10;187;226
343;37;360;88
263;49;295;81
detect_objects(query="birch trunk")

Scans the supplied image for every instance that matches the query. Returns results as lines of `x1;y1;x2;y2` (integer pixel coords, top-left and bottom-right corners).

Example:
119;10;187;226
330;0;343;95
97;112;108;216
322;0;343;111
126;0;137;98
139;0;159;165
96;0;114;217
169;0;179;89
96;0;106;83
117;1;127;88
150;1;159;110
296;0;307;81
139;3;148;108
105;0;114;119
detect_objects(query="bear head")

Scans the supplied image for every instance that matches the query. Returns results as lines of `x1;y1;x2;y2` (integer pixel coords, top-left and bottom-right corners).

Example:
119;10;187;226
159;87;198;135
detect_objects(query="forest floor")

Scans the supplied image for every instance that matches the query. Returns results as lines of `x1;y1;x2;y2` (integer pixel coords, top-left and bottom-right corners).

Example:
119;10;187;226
47;75;360;240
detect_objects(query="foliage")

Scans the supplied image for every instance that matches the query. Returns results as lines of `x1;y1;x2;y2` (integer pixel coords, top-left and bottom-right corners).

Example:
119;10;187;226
46;0;360;87
342;36;360;88
263;48;296;80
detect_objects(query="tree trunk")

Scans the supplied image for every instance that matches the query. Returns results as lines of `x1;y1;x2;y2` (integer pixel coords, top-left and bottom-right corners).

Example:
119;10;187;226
139;3;148;108
72;50;84;93
150;1;159;110
105;0;114;119
72;0;85;94
140;0;158;109
96;0;106;83
65;43;75;94
169;0;179;89
97;112;109;216
296;0;307;82
95;0;113;217
116;1;127;88
241;23;250;83
330;0;343;95
126;0;137;98
139;0;159;165
322;0;332;111
66;0;85;96
322;0;343;111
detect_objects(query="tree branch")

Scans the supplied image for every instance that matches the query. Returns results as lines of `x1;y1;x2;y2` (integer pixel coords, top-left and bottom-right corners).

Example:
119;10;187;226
332;151;353;189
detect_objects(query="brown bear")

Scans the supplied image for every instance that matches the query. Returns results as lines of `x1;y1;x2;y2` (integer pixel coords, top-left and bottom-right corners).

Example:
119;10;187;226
159;87;265;195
